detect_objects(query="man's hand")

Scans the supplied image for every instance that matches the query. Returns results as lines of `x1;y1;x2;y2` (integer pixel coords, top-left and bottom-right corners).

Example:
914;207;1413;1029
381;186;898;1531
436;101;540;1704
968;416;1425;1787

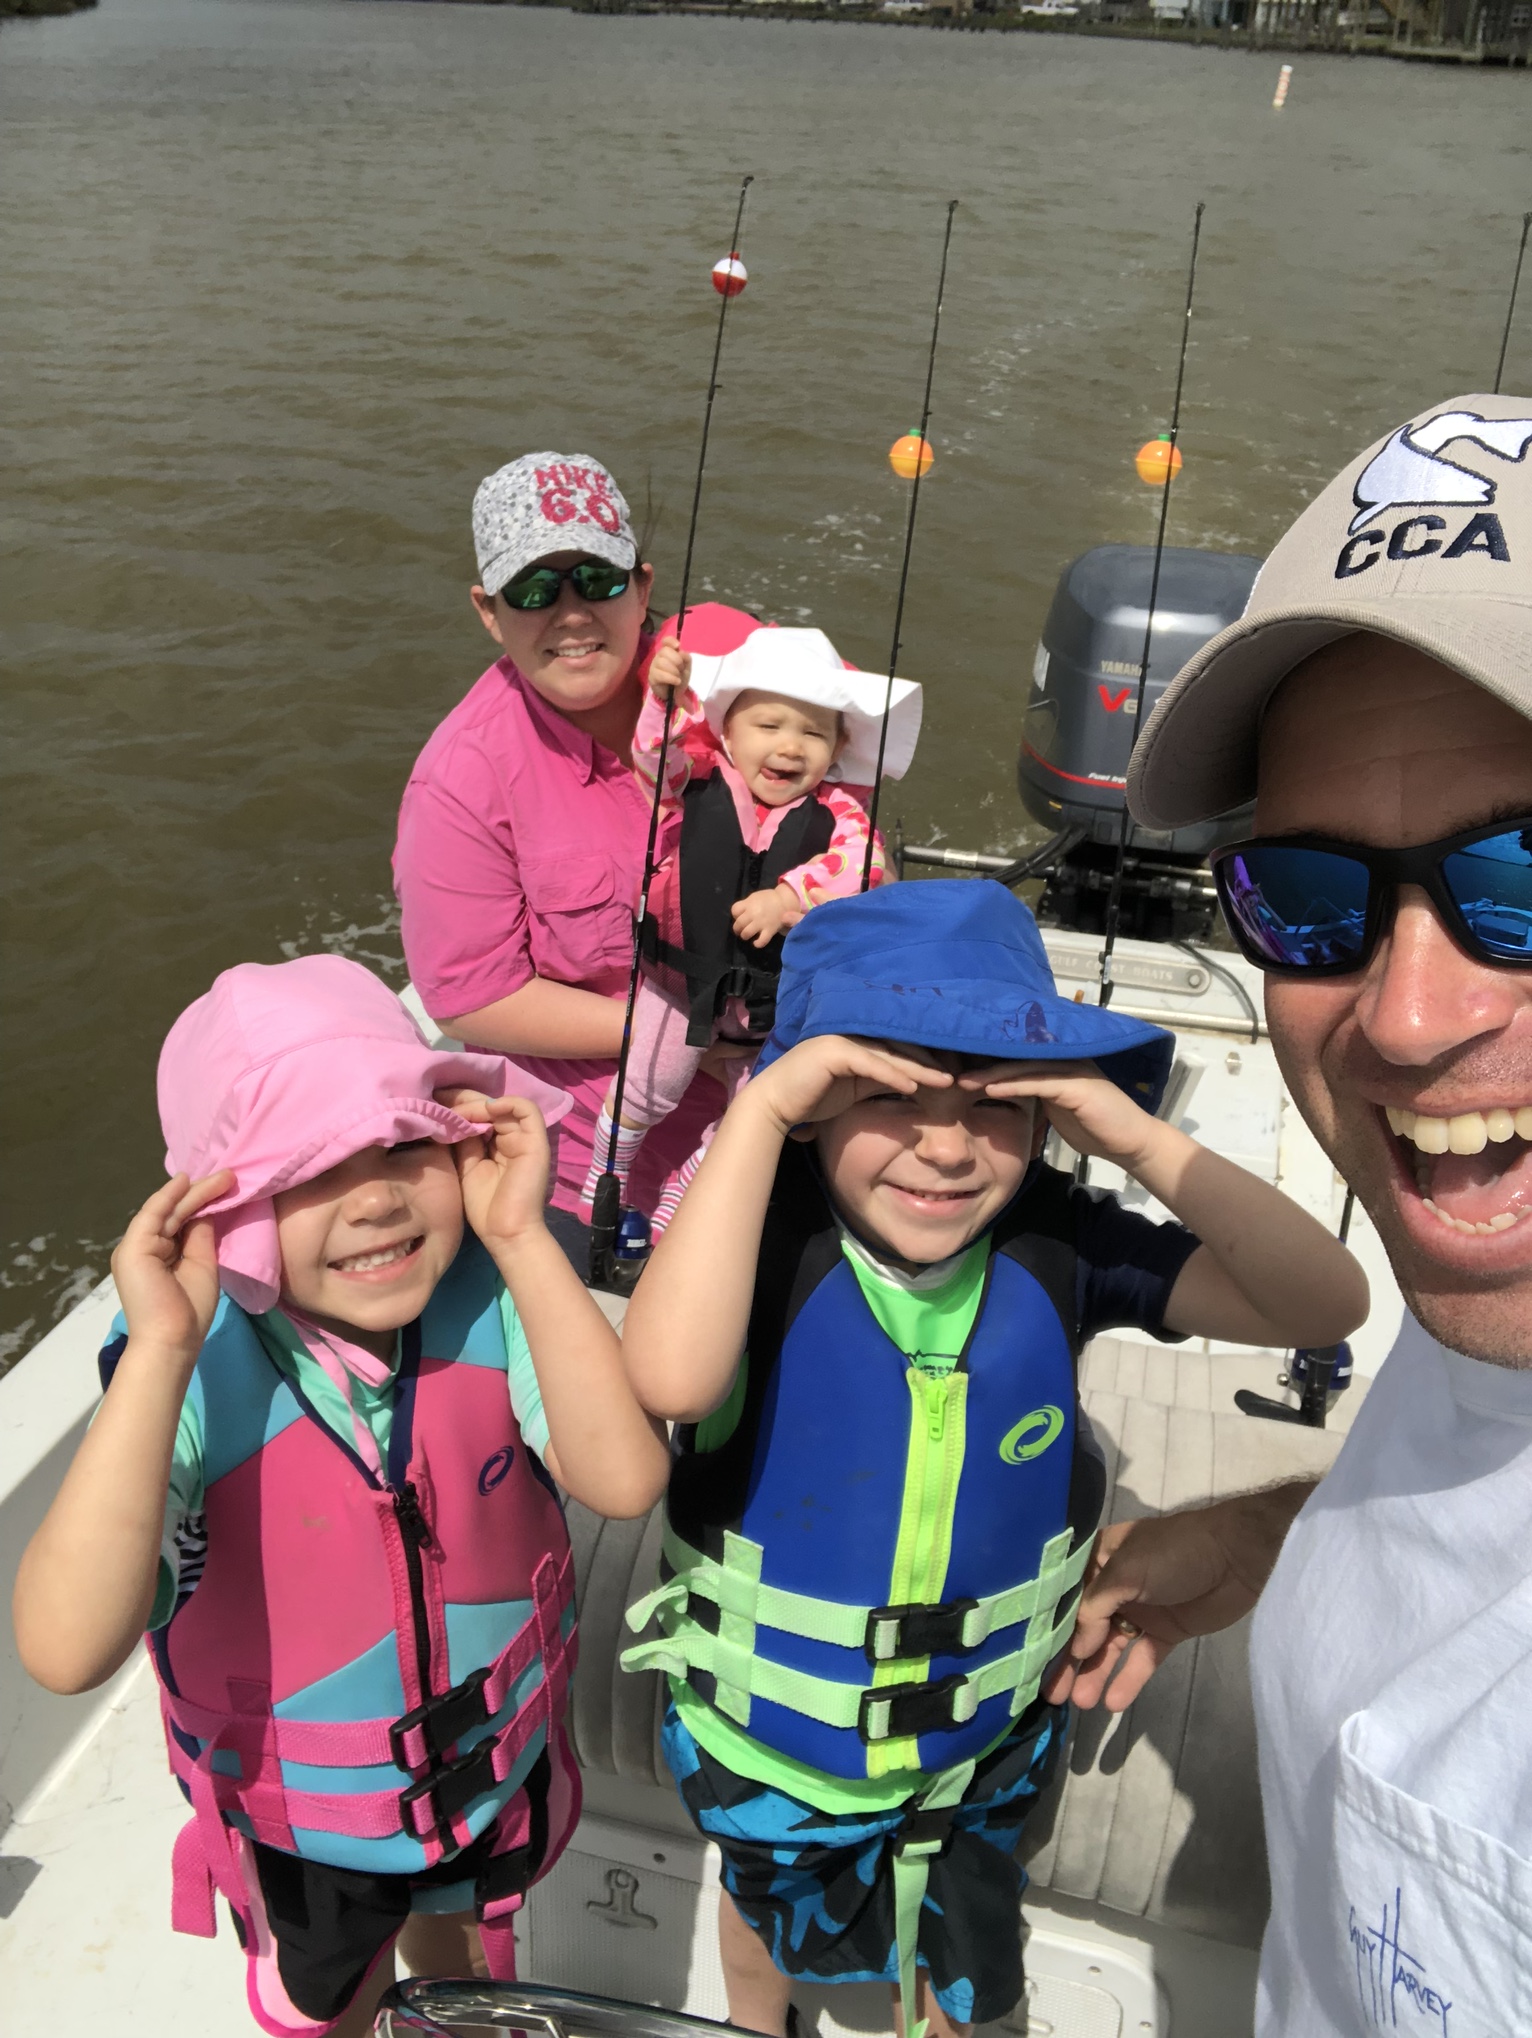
746;1035;950;1139
112;1171;234;1364
451;1094;551;1250
1044;1483;1317;1712
731;885;802;950
647;639;693;704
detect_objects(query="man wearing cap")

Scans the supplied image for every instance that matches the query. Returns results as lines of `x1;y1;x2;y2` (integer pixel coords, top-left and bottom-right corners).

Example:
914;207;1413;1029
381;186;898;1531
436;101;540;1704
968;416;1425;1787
1051;393;1532;2033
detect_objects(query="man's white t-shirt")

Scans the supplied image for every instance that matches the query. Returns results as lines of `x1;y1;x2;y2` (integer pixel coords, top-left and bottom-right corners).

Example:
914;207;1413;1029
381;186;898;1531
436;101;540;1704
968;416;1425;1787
1251;1311;1532;2037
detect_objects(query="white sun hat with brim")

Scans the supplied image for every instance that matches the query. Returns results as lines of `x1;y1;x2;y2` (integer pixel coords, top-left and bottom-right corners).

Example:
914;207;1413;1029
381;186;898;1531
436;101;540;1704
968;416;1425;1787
684;626;924;786
1127;391;1532;831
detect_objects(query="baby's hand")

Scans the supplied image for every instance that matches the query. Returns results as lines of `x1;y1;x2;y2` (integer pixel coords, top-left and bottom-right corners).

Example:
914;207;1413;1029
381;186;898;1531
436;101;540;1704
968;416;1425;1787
647;639;693;703
749;1035;949;1137
450;1093;551;1249
957;1060;1159;1174
112;1171;232;1363
731;885;800;949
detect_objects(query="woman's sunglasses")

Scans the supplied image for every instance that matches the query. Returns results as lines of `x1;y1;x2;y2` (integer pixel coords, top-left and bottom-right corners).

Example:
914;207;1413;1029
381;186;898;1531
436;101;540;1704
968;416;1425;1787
1212;818;1532;975
499;559;631;612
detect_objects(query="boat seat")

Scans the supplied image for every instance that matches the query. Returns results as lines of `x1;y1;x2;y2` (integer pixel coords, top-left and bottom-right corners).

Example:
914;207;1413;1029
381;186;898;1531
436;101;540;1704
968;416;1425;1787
562;1335;1355;1949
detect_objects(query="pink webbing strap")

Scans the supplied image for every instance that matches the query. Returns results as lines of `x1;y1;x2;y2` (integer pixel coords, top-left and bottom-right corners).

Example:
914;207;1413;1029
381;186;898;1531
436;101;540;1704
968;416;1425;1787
169;1753;262;1948
478;1906;520;1981
529;1551;574;1740
158;1546;577;1774
171;1816;219;1938
166;1653;572;1844
161;1684;294;1855
476;1791;531;1981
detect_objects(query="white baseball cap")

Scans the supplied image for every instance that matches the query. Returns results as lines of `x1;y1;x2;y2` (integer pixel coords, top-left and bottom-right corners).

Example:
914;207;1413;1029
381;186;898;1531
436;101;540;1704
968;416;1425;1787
1128;392;1532;830
472;452;637;597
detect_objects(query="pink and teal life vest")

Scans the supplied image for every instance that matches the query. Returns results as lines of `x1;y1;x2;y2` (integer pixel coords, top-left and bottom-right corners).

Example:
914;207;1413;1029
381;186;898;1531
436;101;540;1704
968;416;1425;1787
141;1240;577;1891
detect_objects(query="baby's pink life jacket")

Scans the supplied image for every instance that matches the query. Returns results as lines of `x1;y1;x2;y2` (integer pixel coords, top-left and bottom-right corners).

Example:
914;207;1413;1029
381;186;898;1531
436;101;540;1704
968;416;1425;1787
118;1239;577;1911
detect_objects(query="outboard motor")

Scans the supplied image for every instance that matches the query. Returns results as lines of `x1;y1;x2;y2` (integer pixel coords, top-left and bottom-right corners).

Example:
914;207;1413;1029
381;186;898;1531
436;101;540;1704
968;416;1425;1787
1018;545;1261;941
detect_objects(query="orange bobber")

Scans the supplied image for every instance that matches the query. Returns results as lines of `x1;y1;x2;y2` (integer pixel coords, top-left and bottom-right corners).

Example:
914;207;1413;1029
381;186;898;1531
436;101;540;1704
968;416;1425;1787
711;253;748;298
889;431;934;480
1134;434;1184;486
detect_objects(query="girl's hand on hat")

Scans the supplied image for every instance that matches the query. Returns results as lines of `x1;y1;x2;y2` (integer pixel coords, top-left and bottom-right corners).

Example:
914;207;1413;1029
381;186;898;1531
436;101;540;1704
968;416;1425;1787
959;1060;1159;1174
111;1170;233;1364
647;640;692;703
453;1095;551;1249
751;1035;951;1137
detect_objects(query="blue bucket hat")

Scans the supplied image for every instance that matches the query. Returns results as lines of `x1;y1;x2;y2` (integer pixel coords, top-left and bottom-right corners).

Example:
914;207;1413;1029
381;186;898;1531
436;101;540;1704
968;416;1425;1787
755;880;1174;1114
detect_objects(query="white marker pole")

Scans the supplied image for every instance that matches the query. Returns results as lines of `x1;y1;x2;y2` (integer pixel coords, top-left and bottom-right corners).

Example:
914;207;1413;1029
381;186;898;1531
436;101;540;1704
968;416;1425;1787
1273;63;1293;109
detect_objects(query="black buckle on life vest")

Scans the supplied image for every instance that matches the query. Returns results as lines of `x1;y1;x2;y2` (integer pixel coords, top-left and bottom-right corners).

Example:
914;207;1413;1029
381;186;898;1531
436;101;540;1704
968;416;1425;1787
864;1599;981;1665
398;1733;501;1844
389;1664;492;1776
857;1673;967;1745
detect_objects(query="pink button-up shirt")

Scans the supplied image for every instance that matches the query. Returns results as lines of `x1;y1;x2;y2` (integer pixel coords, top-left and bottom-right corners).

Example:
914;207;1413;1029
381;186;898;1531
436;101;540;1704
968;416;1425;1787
394;657;720;1214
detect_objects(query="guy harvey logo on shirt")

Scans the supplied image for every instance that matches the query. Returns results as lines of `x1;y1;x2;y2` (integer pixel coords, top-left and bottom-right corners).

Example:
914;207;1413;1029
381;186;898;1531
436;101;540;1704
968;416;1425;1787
1334;409;1532;580
1347;1886;1452;2037
536;462;623;537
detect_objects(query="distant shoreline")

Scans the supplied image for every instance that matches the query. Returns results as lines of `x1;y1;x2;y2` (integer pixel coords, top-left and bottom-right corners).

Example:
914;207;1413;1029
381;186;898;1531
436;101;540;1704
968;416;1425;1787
1;0;98;18
483;0;1531;67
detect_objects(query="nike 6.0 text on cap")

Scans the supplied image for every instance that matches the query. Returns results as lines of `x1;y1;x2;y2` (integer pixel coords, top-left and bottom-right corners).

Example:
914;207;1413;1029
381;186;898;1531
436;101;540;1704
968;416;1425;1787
1127;392;1532;832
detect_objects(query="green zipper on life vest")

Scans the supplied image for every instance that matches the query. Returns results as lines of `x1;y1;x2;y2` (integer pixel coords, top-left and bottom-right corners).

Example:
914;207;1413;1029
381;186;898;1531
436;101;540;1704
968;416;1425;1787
868;1363;969;1778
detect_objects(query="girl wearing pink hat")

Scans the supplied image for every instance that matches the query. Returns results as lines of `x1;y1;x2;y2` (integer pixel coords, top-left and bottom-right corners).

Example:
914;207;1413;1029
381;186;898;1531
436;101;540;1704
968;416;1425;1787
14;955;669;2038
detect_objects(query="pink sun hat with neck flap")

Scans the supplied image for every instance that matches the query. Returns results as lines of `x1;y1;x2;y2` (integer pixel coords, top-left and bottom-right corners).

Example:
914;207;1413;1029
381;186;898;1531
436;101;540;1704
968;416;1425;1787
157;955;573;1315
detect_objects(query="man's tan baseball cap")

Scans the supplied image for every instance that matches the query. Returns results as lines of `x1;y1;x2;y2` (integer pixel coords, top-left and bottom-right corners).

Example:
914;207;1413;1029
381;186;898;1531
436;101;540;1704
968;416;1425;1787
1127;391;1532;831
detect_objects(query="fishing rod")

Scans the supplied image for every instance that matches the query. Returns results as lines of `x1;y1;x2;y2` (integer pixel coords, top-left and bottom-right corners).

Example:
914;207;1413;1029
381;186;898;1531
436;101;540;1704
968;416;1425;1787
1493;210;1531;396
862;200;959;890
588;172;754;1290
1097;199;1205;1010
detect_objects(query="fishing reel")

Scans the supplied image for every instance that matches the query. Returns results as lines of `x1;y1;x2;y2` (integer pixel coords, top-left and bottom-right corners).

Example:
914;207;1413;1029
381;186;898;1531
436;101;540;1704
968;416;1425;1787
586;1172;652;1297
1236;1341;1354;1430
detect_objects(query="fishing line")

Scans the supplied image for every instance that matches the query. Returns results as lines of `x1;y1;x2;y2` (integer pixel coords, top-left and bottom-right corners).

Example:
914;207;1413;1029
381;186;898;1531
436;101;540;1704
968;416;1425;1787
1097;199;1205;1010
1493;210;1531;396
862;200;959;890
588;172;753;1286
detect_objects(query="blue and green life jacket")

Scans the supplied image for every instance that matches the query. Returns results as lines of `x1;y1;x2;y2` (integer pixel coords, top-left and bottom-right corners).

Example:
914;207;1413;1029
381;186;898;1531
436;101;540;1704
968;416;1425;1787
624;1141;1103;1782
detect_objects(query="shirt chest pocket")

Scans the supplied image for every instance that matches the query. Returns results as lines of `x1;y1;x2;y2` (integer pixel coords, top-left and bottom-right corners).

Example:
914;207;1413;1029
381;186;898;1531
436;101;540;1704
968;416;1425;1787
1326;1712;1532;2038
519;854;629;985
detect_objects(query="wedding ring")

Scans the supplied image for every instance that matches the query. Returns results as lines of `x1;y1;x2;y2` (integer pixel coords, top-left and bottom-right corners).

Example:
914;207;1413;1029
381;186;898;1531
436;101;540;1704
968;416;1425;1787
1114;1616;1143;1639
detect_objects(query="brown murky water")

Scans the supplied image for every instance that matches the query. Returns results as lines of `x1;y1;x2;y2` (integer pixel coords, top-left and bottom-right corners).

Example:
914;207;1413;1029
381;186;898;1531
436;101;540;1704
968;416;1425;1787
3;0;1528;1361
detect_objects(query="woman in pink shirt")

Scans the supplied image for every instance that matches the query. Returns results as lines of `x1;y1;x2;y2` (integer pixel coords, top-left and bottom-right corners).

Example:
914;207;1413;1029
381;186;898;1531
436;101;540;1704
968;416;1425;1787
393;452;730;1264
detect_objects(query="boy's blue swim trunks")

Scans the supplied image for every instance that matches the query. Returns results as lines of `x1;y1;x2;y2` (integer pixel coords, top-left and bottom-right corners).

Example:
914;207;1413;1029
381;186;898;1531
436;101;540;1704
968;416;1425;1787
661;1698;1067;2026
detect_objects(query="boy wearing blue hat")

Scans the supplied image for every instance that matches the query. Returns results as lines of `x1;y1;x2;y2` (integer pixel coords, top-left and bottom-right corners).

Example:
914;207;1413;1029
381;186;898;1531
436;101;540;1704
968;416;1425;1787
620;881;1367;2038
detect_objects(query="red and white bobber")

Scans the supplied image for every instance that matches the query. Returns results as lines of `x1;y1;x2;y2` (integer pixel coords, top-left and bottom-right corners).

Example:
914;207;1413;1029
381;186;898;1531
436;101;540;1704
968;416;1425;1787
711;252;748;298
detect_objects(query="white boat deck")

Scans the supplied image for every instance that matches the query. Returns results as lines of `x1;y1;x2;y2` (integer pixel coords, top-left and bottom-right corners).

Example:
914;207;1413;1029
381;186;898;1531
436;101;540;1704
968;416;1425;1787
1;932;1403;2037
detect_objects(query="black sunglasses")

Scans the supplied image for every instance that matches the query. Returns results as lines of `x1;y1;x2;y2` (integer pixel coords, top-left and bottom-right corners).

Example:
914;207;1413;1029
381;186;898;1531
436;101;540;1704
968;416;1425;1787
1212;818;1532;976
499;559;632;612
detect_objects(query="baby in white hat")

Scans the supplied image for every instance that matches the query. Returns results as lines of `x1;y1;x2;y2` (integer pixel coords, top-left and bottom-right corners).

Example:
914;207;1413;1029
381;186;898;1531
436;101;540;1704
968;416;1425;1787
580;617;922;1225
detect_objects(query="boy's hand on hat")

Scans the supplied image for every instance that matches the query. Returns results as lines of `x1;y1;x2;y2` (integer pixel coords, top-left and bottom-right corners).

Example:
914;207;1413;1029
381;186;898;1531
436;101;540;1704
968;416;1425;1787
453;1094;551;1249
959;1060;1159;1174
647;640;692;703
112;1170;233;1364
751;1035;951;1137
